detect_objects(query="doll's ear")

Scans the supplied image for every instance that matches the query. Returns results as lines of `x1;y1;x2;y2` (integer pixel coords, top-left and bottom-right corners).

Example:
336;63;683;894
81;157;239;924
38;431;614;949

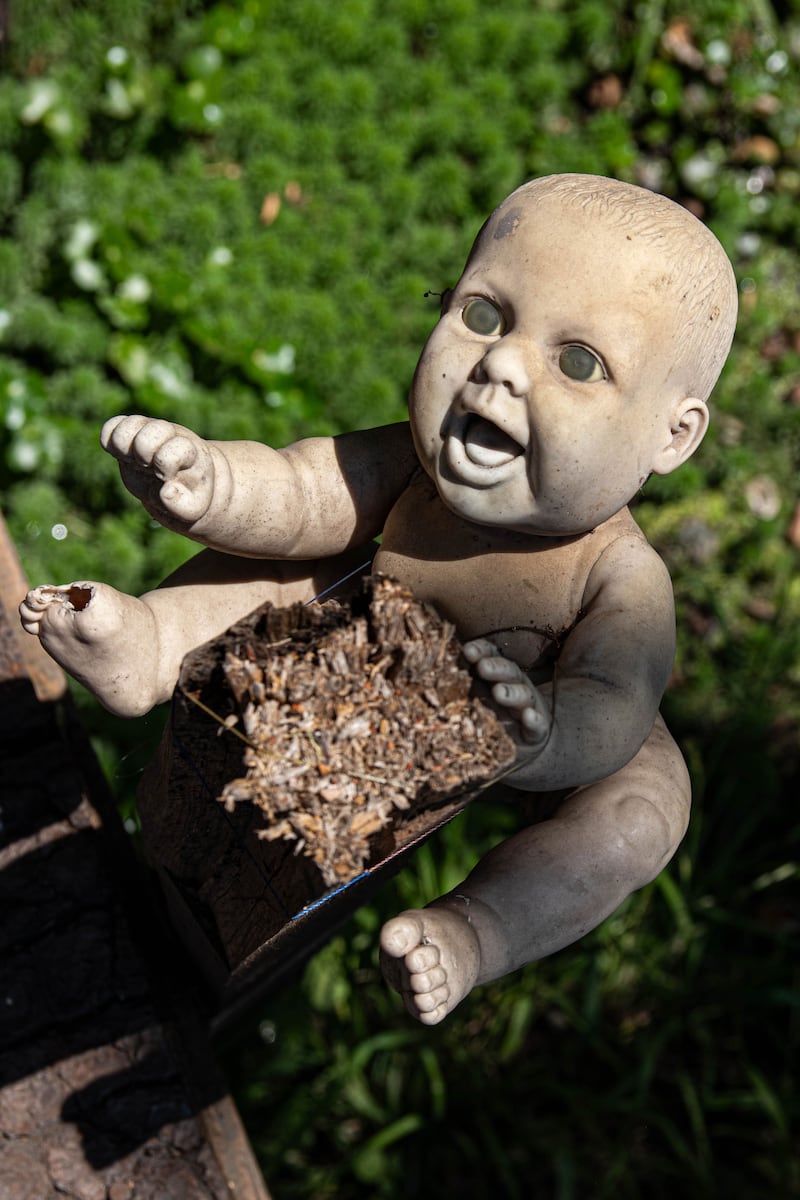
651;397;709;476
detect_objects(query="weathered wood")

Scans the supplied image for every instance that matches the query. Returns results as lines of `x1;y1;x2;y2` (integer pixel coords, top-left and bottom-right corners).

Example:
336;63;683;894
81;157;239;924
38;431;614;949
0;513;271;1200
0;511;66;703
136;576;515;1015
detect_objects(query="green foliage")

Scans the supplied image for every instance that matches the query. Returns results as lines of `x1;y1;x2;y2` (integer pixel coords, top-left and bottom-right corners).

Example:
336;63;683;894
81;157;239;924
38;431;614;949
2;0;800;1196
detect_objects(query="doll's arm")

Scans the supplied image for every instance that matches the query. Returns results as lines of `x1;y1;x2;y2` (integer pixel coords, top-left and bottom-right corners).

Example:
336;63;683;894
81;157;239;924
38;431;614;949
468;536;676;792
102;416;418;558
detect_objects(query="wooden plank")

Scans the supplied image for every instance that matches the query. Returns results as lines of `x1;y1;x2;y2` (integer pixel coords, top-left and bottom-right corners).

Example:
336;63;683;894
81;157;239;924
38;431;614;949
0;512;271;1199
0;511;67;702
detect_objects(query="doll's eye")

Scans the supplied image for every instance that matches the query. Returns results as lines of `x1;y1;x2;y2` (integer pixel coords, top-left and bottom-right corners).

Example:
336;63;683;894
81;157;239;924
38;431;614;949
462;298;505;336
559;345;606;383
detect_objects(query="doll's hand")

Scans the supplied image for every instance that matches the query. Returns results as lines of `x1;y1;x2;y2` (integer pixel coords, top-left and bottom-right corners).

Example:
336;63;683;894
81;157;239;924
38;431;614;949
101;415;215;526
463;638;551;757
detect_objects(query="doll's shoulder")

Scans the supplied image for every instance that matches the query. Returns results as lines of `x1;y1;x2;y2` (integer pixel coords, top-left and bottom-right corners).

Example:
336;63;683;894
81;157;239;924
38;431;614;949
582;507;674;611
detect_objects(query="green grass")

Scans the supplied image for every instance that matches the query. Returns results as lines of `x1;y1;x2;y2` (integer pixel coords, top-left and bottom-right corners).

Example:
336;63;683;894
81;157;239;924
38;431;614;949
1;1;799;1195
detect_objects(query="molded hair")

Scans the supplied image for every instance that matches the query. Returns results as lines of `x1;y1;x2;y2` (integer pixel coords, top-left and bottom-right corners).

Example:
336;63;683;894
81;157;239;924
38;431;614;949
477;173;738;403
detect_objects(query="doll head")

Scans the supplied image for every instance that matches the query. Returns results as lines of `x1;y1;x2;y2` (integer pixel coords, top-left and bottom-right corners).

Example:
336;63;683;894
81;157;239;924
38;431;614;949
409;173;737;536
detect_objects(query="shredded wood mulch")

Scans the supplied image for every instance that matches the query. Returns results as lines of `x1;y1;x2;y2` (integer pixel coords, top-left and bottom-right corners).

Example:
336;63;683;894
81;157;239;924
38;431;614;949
214;575;516;886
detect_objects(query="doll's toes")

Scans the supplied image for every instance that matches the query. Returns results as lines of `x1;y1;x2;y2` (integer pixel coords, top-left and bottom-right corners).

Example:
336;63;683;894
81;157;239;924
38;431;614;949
411;982;450;1016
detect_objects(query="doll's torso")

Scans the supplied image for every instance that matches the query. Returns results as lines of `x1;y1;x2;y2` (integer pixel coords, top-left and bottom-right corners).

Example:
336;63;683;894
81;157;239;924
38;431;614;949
374;470;644;677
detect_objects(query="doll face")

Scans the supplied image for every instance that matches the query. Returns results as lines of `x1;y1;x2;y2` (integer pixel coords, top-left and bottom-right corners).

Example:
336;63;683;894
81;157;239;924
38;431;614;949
409;197;699;536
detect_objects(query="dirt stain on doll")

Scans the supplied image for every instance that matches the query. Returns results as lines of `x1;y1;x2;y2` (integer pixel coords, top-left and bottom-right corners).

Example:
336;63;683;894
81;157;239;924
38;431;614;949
493;208;522;239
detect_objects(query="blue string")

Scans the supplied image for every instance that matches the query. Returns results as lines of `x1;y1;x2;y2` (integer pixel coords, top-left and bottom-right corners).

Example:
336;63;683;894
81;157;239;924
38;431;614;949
293;870;371;917
304;558;374;606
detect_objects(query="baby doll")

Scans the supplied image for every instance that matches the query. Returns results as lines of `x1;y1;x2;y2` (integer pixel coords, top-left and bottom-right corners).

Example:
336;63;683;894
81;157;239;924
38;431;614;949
21;174;737;1024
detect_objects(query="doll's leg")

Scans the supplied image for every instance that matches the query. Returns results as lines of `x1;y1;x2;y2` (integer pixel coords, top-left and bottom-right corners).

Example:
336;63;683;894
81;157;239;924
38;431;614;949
20;543;373;718
380;714;690;1024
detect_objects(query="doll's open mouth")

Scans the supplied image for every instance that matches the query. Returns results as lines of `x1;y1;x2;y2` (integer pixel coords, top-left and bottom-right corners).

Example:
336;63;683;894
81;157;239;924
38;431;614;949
462;416;524;468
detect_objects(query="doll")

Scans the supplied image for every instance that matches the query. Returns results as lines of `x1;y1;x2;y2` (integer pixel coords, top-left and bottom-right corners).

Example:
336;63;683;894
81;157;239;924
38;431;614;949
22;175;737;1023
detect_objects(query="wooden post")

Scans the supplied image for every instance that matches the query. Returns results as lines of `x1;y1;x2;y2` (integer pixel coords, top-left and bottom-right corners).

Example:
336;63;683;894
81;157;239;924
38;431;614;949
0;513;271;1199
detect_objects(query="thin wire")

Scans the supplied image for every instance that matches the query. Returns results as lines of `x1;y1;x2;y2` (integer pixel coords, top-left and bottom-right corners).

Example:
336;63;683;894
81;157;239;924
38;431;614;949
304;557;374;606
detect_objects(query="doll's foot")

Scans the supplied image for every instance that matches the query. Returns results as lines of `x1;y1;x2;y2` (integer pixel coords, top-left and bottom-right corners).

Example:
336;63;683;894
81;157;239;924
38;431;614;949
19;582;158;716
380;905;482;1025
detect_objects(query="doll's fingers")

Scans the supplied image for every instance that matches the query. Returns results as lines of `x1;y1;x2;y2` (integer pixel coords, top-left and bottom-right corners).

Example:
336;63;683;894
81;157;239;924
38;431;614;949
100;414;153;458
158;478;212;522
461;637;500;663
129;419;183;468
20;588;55;615
21;584;80;613
151;435;199;481
490;680;551;747
19;596;46;629
476;655;526;686
159;480;191;510
492;681;535;709
520;704;550;747
100;414;129;449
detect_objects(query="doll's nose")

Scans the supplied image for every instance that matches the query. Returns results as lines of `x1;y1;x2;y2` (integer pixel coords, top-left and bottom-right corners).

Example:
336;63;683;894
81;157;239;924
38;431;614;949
473;340;530;397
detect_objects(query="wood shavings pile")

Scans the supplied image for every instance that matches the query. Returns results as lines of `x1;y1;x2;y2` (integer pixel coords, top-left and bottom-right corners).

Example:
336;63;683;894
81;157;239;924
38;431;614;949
219;575;515;886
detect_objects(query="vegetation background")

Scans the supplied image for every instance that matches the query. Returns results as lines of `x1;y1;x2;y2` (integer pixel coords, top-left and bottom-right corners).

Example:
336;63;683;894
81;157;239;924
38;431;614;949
1;0;799;1195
